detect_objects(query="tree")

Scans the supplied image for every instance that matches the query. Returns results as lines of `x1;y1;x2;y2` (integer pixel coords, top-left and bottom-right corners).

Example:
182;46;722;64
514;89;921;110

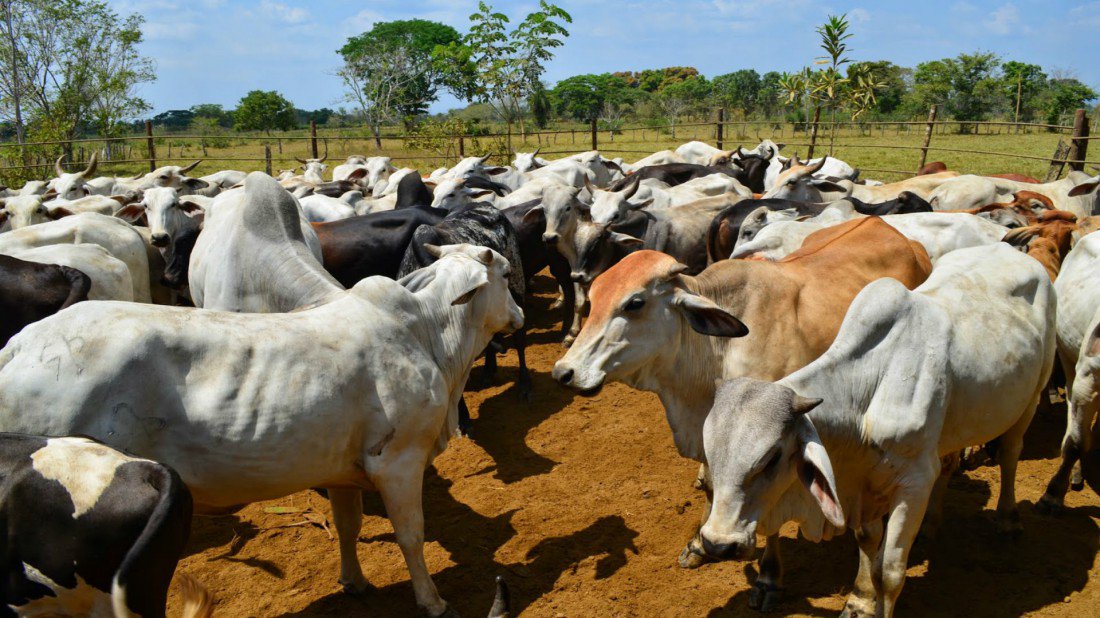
906;52;1002;130
190;103;233;128
0;0;154;150
848;61;907;116
152;109;194;131
757;71;784;118
1039;78;1098;125
234;90;297;134
551;73;631;121
1001;61;1046;124
712;70;761;115
529;81;551;129
446;1;571;145
656;77;710;138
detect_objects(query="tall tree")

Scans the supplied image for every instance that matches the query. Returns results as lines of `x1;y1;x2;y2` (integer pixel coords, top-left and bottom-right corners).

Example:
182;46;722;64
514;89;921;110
656;77;710;138
1001;61;1047;124
551;73;631;121
1038;78;1098;125
712;70;761;115
907;52;1002;130
339;19;464;140
234;90;296;135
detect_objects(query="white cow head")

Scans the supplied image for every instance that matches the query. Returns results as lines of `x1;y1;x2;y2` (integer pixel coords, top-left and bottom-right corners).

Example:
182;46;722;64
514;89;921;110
46;153;98;200
295;157;328;183
697;378;841;561
395;243;524;336
762;156;848;202
513;149;546;173
552;251;748;393
116;187;204;248
587;176;651;226
0;195;77;229
534;184;584;249
363;156;397;190
428;178;495;210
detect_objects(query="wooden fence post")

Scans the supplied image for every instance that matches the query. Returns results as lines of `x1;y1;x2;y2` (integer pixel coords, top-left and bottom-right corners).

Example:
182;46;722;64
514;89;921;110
310;120;318;159
807;107;821;159
458;134;465;158
1045;139;1071;182
715;108;725;150
145;120;156;172
590;117;598;151
1070;108;1090;172
264;145;272;176
917;105;938;173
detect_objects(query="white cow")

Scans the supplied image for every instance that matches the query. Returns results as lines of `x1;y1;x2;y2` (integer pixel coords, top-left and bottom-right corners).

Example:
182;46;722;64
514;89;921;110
87;161;205;196
675;140;729;165
0;241;522;617
299;193;358;222
587;174;748;226
188;173;334;313
732;211;1007;263
1040;231;1100;510
46;153;98;200
8;243;133;301
930;172;1100;218
0;212;153;303
698;243;1054;617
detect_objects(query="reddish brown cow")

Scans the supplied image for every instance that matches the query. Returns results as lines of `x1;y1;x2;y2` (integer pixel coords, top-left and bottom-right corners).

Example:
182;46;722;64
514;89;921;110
1003;210;1079;280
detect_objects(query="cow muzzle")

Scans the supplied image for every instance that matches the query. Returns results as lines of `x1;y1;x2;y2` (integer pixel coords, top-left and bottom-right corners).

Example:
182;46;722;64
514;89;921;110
151;232;170;248
700;533;753;561
551;361;604;395
542;232;559;244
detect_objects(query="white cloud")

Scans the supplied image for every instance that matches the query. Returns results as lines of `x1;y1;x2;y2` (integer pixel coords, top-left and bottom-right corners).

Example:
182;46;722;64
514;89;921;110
986;3;1020;35
849;8;870;23
259;0;309;25
144;20;200;41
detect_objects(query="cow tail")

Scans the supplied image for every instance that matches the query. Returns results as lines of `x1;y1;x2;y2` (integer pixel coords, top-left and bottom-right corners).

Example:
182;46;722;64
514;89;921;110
58;265;91;310
111;465;194;618
178;574;214;618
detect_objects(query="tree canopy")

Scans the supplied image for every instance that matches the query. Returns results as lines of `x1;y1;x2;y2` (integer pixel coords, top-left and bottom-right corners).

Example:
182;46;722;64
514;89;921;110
234;90;296;134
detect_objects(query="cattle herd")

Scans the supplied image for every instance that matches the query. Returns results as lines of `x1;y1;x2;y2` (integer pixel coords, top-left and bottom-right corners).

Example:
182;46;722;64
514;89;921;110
0;140;1099;617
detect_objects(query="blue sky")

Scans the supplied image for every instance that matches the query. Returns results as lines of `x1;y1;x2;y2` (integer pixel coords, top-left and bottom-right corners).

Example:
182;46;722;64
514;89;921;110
108;0;1100;115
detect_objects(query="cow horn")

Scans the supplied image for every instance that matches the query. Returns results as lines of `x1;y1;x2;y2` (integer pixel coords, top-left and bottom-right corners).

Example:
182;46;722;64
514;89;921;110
82;151;98;177
423;244;444;258
478;248;493;266
532;147;541;157
665;262;689;280
583;174;596;196
621;175;641;200
478;153;492;165
322;140;328;162
736;146;749;158
55;155;66;177
789;154;801;167
179;159;202;174
791;395;823;415
806;156;827;175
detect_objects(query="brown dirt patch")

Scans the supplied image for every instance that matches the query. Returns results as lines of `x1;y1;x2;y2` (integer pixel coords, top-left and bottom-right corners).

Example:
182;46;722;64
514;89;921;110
166;273;1100;617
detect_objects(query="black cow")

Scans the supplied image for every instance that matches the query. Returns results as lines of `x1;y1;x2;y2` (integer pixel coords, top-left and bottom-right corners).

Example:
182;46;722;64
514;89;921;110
314;207;447;286
507;199;575;334
848;191;933;216
0;433;194;618
0;255;90;347
398;204;533;414
706;198;833;262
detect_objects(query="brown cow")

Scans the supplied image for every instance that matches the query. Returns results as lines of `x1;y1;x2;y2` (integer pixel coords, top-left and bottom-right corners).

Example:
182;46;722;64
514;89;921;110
1003;210;1078;281
552;217;932;609
918;162;1039;183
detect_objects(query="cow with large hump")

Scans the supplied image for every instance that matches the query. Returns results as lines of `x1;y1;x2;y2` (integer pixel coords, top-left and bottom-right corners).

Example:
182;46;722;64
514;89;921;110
698;243;1054;617
552;218;931;608
0;240;522;617
46;153;99;200
0;255;90;347
0;433;196;618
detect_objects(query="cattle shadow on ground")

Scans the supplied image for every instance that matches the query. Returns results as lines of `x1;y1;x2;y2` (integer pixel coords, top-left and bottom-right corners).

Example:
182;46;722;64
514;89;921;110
280;514;640;617
1021;402;1070;461
465;368;576;485
184;514;260;558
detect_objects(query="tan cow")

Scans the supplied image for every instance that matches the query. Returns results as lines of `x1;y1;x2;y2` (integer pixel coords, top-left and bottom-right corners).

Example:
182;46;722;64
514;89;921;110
552;216;931;607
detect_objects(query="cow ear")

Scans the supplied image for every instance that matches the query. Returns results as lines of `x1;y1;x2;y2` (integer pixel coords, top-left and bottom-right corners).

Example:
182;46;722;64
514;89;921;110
627;198;653;211
522;205;544;222
795;415;844;527
0;210;8;226
485;167;510;176
609;231;644;247
179;201;205;217
182;178;209;190
468;189;495;199
451;271;490;305
348;168;369;182
672;289;749;337
1069;182;1100;197
810;180;847;193
46;206;75;220
115;203;145;223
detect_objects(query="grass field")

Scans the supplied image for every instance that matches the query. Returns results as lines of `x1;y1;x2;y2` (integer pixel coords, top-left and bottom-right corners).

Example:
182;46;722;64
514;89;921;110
2;120;1092;186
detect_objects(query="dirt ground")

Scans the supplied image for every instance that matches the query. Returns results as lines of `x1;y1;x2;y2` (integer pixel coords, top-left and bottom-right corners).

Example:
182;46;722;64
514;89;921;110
165;273;1100;617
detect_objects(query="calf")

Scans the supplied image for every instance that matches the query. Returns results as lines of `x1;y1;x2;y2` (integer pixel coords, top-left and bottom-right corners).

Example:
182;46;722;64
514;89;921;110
0;434;194;618
0;255;90;346
698;243;1053;616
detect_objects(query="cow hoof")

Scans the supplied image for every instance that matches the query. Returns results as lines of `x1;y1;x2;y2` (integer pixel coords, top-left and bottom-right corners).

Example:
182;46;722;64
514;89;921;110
996;510;1023;539
677;540;713;569
340;579;373;596
1035;494;1064;515
562;335;576;349
748;580;783;612
549;296;565;310
1071;468;1085;492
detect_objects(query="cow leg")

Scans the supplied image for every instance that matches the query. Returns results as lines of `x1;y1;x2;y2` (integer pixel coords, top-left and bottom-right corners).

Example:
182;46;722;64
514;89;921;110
1040;398;1097;512
457;397;472;437
564;282;587;348
548;253;574;325
482;345;498;384
328;487;369;593
878;473;935;618
377;466;450;617
749;536;784;612
842;518;884;618
995;401;1035;536
514;326;532;402
680;464;715;569
920;453;958;540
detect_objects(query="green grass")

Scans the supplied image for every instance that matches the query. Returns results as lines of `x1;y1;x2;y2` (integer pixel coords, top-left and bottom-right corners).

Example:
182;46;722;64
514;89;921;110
0;121;1087;186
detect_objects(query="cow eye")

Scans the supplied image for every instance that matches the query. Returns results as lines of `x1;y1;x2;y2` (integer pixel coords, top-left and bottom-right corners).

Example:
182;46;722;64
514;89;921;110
624;296;645;312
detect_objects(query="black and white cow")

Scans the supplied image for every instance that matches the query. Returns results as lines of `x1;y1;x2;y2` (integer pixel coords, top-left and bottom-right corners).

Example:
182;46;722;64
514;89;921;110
0;434;194;618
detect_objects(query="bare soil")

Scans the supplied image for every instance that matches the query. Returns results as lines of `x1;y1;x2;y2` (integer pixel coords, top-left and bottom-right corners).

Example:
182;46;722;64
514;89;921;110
165;273;1100;617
